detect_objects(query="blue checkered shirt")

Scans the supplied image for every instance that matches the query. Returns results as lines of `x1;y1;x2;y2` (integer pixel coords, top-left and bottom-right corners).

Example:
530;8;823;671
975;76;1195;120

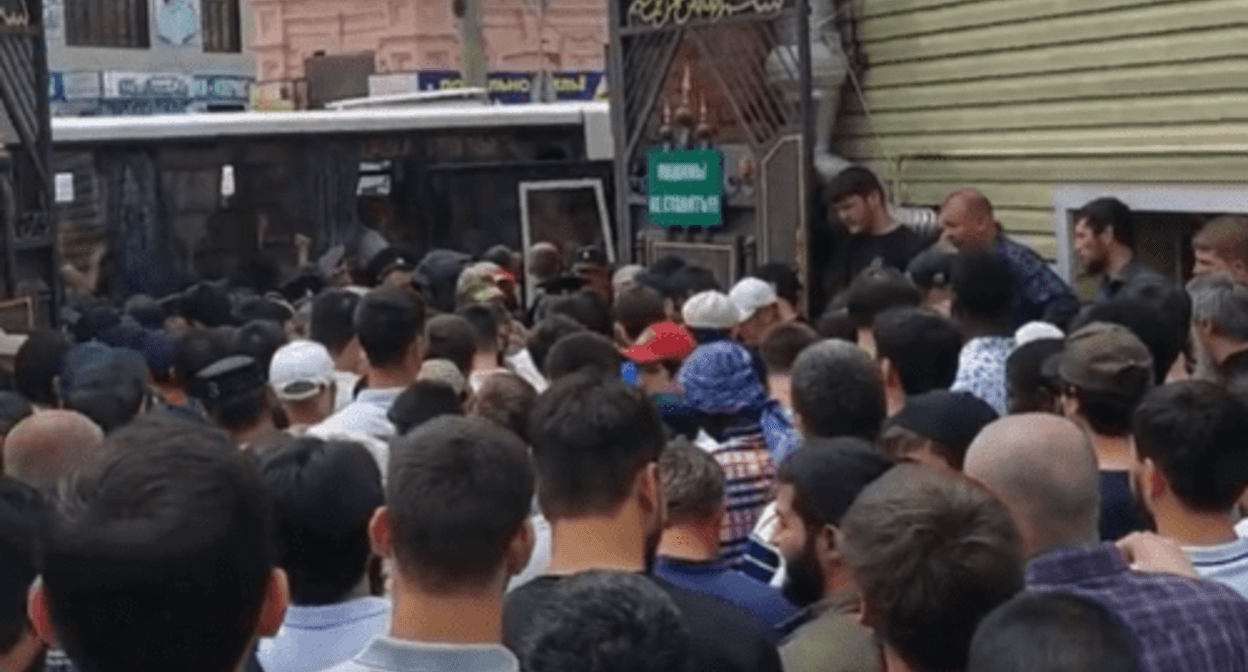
994;237;1079;327
1027;543;1248;672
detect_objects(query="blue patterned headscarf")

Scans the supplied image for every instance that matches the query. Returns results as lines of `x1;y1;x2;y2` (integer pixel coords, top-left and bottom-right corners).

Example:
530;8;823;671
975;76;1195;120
677;341;797;459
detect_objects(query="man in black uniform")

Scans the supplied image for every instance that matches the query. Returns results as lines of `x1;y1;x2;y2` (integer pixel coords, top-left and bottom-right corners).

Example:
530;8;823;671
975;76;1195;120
823;167;934;296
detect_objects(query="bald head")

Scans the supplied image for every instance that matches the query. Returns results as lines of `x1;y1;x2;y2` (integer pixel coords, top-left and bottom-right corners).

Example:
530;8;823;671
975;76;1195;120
4;410;104;491
963;414;1100;558
940;189;999;250
528;242;563;282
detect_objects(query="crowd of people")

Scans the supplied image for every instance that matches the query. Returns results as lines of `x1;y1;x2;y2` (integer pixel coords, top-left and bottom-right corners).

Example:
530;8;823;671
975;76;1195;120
0;165;1246;672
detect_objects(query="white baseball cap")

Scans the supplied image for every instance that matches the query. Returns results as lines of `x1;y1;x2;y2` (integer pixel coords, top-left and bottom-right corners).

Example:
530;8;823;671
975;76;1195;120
729;277;779;322
269;340;335;402
682;291;742;331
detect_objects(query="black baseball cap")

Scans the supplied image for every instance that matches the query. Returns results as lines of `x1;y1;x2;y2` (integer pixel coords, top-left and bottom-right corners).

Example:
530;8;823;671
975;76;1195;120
191;355;265;407
886;390;999;455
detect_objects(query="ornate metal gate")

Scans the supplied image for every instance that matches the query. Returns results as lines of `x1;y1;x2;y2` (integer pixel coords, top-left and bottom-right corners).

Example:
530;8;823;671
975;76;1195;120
608;0;813;282
0;0;58;328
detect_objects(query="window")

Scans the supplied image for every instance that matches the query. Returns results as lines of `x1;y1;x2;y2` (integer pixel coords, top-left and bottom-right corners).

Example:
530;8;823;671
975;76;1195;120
202;0;241;53
65;0;150;49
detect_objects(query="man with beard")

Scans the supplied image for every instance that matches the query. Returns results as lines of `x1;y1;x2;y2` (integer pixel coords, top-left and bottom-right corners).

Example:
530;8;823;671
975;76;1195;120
769;437;894;672
503;371;782;672
1072;198;1166;303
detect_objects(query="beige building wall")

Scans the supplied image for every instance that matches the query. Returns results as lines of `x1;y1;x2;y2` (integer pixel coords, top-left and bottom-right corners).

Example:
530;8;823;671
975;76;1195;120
833;0;1248;262
247;0;607;84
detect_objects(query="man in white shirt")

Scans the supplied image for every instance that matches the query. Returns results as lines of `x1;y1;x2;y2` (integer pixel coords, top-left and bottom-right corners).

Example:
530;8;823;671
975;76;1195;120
259;439;389;672
1130;381;1248;598
269;340;338;434
311;288;425;472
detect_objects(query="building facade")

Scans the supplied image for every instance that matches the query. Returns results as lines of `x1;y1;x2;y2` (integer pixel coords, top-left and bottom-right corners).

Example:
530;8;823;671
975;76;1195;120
45;0;255;115
833;0;1248;282
246;0;607;108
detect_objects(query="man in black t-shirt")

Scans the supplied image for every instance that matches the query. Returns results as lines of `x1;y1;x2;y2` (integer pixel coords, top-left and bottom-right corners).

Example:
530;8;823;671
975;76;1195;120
504;372;782;672
823;167;934;297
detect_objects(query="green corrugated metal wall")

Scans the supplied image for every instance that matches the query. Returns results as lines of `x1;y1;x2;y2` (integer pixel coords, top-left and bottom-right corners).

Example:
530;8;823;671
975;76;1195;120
832;0;1248;259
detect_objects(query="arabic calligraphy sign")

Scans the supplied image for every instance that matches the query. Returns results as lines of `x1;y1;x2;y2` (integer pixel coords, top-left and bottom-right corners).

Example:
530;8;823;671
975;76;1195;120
0;0;33;34
626;0;783;29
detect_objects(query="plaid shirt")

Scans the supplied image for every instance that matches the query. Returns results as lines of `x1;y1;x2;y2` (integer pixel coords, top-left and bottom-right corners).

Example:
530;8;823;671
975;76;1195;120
994;236;1079;327
1027;543;1248;672
701;428;778;568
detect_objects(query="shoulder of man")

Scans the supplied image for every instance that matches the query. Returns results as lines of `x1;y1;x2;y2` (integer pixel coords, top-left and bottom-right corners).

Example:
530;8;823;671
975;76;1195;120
652;576;784;672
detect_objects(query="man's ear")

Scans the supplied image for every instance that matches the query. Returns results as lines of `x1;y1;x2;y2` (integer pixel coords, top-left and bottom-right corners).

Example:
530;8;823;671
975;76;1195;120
637;462;663;522
255;568;290;638
369;506;394;559
1144;458;1167;501
815;523;843;570
505;518;536;578
28;582;57;646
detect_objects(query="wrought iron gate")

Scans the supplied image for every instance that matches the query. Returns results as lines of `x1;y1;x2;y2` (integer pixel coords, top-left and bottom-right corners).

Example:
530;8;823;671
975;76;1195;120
0;0;58;328
608;0;813;280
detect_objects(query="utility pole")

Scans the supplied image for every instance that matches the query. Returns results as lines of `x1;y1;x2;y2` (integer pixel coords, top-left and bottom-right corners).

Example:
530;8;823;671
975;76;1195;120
458;0;487;88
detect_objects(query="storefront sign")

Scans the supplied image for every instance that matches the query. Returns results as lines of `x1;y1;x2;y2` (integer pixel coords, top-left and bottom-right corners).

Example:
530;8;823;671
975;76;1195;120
191;75;251;102
647;148;723;227
626;0;784;29
417;70;604;103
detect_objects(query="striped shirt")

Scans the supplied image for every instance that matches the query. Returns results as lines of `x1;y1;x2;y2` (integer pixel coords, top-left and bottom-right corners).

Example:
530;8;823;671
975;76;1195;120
1186;536;1248;600
697;428;778;568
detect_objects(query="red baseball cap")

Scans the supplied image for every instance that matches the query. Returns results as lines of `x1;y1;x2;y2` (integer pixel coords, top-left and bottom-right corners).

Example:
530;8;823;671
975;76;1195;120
625;322;697;365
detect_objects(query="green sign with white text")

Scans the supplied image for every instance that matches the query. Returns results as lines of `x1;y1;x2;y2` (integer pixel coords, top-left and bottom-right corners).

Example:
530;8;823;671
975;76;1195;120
647;148;723;227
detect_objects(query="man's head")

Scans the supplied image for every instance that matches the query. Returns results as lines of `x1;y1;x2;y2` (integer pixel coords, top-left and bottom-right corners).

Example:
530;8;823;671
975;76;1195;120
1072;297;1183;386
939;189;1000;251
844;267;923;332
881;391;999;472
0;477;45;672
964;414;1100;558
951;251;1018;327
34;415;286;672
1073;198;1134;275
614;285;667;344
544;332;622;382
469;372;537;444
572;246;614;302
269;340;337;426
13;330;69;407
873;308;963;398
729;278;782;347
548;290;613;336
680;290;740;338
1131;382;1248;522
841;465;1024;672
528;242;564;283
520;571;689;672
260;438;383;606
232;320;288;374
790;340;886;440
355;287;427;372
968;592;1139;672
3;410;104;491
59;342;150;433
623;322;697;395
758;321;819;377
388;380;464;436
423;314;477;376
458;303;505;359
772;438;893;607
530;372;665;535
1186;274;1248;375
374;416;534;592
658;438;725;533
1005;338;1065;415
311;290;363;367
192;356;271;436
907;247;957;315
1056;323;1154;438
824;166;888;236
527;314;587;378
1192;215;1248;285
0;393;32;444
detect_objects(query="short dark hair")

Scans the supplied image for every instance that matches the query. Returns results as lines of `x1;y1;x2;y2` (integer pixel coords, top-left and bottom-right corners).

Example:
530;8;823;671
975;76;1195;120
13;330;68;406
1075;198;1134;249
260;437;383;605
659;438;725;524
1005;339;1064;415
845;267;923;328
614;286;667;342
527;315;587;376
842;465;1023;672
354;288;426;369
1133;382;1248;512
952;252;1017;324
388;381;463;436
1067;386;1143;437
544;332;622;382
529;372;665;518
470;372;537;444
41;416;276;672
231;320;288;375
424;314;477;375
311;290;361;355
0;477;43;655
758;322;819;374
1071;298;1181;385
791;340;886;440
824;166;885;206
548;290;612;336
968;592;1139;672
520;571;688;672
753;263;801;306
777;437;893;528
874;308;963;396
456;303;504;352
386;416;534;589
0;392;33;439
814;310;857;343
